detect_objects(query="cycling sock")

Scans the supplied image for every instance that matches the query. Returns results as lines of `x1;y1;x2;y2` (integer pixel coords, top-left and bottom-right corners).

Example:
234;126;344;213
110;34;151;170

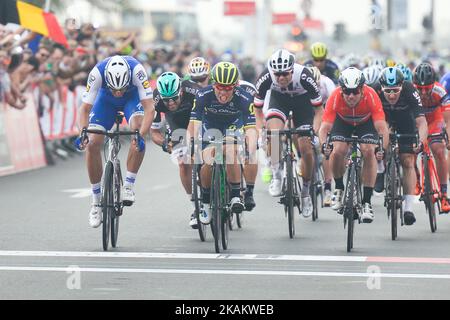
231;183;241;198
202;188;210;204
271;163;282;180
325;182;332;191
302;180;311;197
245;184;254;196
124;171;137;188
363;187;373;205
404;195;415;212
92;183;101;204
335;177;345;191
441;184;447;195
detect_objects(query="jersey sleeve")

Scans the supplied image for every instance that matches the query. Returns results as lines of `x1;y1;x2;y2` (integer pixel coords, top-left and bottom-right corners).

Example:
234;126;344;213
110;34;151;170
405;83;425;118
151;103;164;130
367;88;386;122
254;68;273;108
131;63;153;101
81;67;102;105
240;93;256;128
322;89;339;123
190;92;205;123
300;68;323;107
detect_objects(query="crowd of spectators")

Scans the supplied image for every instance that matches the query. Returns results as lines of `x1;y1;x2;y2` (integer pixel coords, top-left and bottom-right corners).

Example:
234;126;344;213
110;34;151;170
0;18;261;117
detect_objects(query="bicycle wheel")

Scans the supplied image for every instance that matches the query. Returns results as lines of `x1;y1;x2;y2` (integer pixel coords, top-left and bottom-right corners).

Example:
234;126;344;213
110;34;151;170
102;161;114;251
423;157;437;233
344;166;357;253
111;162;122;248
285;157;295;239
221;171;229;250
388;158;398;241
192;164;206;242
310;166;319;221
211;165;222;253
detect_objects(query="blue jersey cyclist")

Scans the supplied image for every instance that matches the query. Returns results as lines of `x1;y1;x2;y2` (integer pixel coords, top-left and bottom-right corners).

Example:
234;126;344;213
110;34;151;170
75;55;155;228
188;62;257;224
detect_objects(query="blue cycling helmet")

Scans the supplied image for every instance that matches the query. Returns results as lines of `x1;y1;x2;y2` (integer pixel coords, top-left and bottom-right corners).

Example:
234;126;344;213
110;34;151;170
379;67;404;87
396;63;413;82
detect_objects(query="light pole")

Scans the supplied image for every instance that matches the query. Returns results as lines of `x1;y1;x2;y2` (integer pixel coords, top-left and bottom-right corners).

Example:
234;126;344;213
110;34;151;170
44;0;52;12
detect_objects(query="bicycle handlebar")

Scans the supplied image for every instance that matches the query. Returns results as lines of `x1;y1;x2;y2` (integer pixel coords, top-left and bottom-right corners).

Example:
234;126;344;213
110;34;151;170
83;128;140;140
266;127;315;138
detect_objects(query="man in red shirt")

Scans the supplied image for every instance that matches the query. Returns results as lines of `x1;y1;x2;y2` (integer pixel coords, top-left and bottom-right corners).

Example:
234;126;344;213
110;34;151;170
413;62;450;212
319;67;389;223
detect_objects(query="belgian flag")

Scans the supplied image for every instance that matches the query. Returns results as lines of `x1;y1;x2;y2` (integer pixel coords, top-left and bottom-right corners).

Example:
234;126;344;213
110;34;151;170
0;0;68;47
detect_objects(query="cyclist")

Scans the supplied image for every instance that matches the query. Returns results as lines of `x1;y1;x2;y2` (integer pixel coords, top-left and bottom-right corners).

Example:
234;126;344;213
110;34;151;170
319;67;389;223
362;66;382;89
304;42;340;85
439;70;450;186
374;67;428;225
396;63;413;82
254;49;323;218
304;65;336;206
75;55;155;228
151;72;200;228
188;62;257;224
185;56;211;88
413;62;450;212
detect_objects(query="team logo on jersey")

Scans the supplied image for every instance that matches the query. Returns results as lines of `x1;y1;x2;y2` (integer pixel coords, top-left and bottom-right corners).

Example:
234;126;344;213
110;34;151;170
86;84;91;92
248;103;255;116
142;80;150;89
137;70;146;81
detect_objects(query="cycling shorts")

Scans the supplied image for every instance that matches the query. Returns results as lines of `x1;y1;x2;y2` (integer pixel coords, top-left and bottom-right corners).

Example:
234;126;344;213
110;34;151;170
330;116;379;144
88;89;144;131
265;91;315;128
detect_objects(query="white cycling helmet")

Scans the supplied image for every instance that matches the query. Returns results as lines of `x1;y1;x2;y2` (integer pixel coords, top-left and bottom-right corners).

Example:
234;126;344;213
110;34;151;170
362;66;381;86
268;49;295;73
368;57;386;69
339;67;365;89
188;57;210;79
105;55;131;91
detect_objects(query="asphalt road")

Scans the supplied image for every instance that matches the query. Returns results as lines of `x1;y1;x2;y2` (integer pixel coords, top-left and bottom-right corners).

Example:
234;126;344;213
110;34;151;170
1;141;450;301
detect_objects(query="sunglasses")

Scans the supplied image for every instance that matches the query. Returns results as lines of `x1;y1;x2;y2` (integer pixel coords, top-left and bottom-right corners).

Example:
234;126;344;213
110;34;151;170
382;87;402;94
274;71;292;77
416;84;434;92
342;87;362;96
162;95;180;103
313;58;325;62
213;84;235;91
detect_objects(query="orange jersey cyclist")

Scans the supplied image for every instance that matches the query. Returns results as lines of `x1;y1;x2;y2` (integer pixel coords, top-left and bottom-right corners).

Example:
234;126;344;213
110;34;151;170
319;67;389;224
413;62;450;212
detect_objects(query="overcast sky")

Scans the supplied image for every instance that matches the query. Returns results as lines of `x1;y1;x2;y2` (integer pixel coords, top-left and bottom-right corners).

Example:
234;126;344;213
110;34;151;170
198;0;449;36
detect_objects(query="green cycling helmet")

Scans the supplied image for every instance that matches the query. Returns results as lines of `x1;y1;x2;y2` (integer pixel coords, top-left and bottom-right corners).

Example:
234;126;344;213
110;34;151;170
156;72;181;98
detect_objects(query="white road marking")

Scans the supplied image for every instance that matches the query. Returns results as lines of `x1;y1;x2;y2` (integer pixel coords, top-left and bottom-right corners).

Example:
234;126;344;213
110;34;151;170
62;189;92;198
0;266;450;280
0;250;449;265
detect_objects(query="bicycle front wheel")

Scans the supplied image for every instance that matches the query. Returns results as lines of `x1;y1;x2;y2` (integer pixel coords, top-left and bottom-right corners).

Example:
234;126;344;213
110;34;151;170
102;162;114;251
388;159;398;241
211;165;222;253
285;157;295;239
193;164;206;242
423;157;437;233
344;166;357;252
111;162;122;248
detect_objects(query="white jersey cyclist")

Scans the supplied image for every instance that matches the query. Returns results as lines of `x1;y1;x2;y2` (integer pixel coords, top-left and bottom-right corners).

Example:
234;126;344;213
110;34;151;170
254;63;323;109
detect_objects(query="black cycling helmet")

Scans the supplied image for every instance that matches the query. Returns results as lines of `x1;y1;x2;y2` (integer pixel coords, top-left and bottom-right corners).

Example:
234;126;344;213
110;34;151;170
379;67;404;87
413;62;435;86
